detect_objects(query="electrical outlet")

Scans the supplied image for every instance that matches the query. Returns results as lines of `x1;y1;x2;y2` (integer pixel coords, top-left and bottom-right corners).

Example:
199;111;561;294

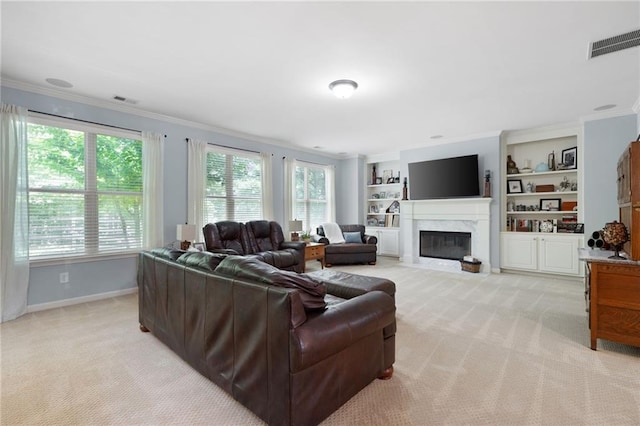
59;272;69;284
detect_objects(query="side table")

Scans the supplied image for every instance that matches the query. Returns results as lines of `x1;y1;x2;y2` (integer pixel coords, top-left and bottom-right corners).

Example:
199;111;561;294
304;242;325;273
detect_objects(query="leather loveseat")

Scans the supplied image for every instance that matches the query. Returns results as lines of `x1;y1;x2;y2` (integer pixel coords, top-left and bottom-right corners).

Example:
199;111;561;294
315;224;378;266
203;220;305;272
138;248;396;426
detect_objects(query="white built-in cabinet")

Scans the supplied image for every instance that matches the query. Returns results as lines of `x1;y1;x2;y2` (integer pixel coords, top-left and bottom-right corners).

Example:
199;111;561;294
366;227;400;256
501;233;583;275
501;126;585;277
365;155;401;257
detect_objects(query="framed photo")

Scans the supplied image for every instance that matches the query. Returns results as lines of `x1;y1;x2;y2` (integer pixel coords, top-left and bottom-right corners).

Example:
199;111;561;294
574;223;584;234
507;179;523;194
369;204;379;213
379;191;386;199
539;198;561;211
382;169;393;183
375;177;383;185
561;147;577;169
193;242;206;251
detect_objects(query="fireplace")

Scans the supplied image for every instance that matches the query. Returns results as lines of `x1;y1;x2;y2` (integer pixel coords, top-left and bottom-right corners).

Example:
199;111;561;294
420;231;471;260
401;198;492;273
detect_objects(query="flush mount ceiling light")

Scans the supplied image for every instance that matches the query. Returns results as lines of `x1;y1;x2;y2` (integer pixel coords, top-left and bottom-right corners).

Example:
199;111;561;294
329;79;358;99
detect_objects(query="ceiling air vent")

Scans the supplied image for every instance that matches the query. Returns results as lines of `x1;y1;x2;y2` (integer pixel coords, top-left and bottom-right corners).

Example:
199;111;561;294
589;29;640;59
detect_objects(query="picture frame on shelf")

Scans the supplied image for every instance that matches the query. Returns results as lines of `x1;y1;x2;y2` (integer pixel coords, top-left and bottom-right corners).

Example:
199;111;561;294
561;147;577;169
375;177;383;185
379;191;386;199
507;179;523;194
369;204;379;213
193;242;206;251
539;198;561;211
382;169;393;183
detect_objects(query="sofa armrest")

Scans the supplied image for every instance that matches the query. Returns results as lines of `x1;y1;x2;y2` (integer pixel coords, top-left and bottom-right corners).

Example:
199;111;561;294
363;234;377;245
207;248;240;255
280;241;306;252
312;234;329;244
290;291;395;372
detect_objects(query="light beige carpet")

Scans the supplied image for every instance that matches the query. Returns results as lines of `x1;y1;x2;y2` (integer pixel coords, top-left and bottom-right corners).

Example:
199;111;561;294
2;258;639;425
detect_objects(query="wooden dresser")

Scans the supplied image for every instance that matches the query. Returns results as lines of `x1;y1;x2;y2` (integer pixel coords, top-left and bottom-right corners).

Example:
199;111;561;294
617;140;640;260
580;249;640;350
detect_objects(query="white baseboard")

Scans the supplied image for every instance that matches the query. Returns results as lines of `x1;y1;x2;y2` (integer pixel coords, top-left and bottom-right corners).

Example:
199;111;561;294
27;287;138;313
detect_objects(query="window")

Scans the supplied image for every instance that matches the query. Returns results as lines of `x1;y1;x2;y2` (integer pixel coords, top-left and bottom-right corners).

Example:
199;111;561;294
293;162;332;232
203;146;263;223
27;117;142;259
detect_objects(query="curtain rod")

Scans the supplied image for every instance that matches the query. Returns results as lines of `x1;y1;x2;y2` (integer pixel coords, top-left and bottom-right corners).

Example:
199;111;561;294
185;138;261;154
29;110;166;137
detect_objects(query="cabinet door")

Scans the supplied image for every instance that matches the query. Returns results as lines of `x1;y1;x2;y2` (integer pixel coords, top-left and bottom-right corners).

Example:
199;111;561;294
538;235;581;275
501;234;537;271
617;147;631;204
378;229;399;256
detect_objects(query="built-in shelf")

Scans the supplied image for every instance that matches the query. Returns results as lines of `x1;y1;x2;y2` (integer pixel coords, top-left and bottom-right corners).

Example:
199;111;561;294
506;169;577;178
506;211;577;215
507;191;577;197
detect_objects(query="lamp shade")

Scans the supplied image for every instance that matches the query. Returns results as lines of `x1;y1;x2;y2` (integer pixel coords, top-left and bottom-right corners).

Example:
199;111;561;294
177;224;197;242
288;220;303;232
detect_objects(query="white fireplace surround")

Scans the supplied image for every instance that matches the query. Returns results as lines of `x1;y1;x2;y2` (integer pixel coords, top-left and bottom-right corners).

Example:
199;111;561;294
400;198;492;273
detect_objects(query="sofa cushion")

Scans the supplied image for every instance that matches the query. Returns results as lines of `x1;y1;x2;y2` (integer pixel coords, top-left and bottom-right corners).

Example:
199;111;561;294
324;243;377;254
151;247;186;261
343;231;362;243
216;256;326;310
176;251;227;271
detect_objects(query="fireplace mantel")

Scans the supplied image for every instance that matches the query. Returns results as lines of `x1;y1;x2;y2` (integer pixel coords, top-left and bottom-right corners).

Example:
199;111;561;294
400;198;492;273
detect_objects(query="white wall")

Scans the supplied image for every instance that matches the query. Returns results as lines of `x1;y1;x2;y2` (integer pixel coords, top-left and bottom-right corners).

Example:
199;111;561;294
583;114;637;235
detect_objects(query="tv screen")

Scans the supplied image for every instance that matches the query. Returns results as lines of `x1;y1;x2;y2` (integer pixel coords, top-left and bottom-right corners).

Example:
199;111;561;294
408;154;480;200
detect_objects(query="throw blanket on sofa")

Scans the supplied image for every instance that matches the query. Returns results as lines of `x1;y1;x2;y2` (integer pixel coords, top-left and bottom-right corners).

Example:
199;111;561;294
322;222;345;244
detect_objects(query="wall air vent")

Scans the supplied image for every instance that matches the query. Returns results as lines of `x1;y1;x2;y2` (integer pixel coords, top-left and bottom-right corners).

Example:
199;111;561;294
589;29;640;59
112;95;138;105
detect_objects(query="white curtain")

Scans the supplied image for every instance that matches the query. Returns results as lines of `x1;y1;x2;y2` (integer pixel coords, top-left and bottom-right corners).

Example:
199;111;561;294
283;157;295;234
261;152;274;220
0;104;30;322
326;164;336;222
142;132;164;249
187;138;207;237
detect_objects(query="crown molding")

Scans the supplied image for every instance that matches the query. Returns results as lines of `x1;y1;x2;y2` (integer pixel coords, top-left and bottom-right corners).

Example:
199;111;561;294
580;106;636;124
1;78;346;160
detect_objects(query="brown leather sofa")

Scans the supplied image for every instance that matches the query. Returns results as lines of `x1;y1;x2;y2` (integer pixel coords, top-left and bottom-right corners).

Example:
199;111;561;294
138;248;396;426
203;220;305;272
315;224;378;266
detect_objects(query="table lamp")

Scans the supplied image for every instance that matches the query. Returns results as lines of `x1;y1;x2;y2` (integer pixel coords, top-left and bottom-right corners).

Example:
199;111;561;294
177;224;197;250
289;220;303;241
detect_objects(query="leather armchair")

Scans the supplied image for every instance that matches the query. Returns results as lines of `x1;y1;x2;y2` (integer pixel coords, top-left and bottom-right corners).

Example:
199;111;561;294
316;224;377;266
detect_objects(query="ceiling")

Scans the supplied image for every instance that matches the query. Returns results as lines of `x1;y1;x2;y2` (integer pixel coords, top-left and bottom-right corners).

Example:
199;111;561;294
2;1;639;157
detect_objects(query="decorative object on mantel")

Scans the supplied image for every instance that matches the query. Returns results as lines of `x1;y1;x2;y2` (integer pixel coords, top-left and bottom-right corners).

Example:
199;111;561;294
601;220;629;259
402;177;408;200
483;169;491;198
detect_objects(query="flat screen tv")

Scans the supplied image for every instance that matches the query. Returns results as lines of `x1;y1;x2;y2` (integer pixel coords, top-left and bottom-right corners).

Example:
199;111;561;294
408;154;480;200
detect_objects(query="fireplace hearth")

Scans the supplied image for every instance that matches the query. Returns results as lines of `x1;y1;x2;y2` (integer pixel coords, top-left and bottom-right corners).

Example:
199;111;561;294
420;231;471;260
